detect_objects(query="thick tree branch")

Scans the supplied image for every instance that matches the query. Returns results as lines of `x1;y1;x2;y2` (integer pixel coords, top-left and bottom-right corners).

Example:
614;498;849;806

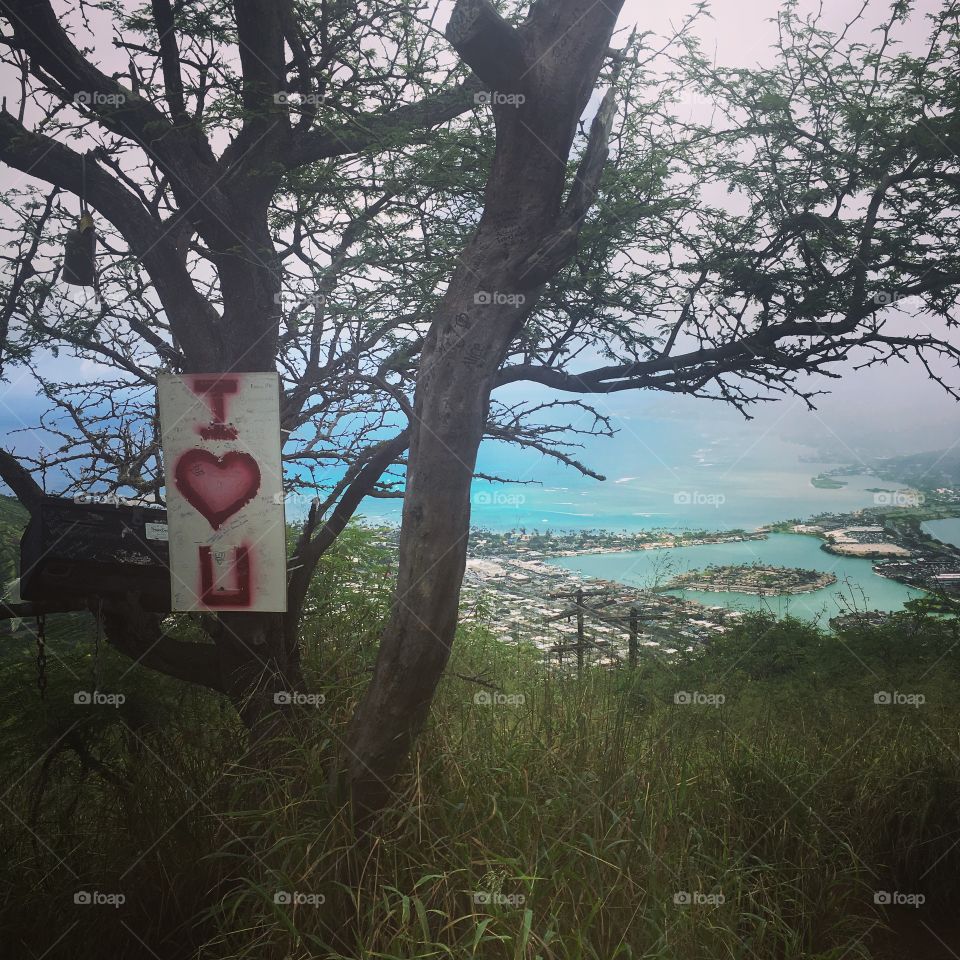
0;448;43;513
0;0;218;177
0;109;216;369
287;78;483;166
445;0;526;90
101;597;224;692
219;0;288;180
150;0;187;119
516;85;618;287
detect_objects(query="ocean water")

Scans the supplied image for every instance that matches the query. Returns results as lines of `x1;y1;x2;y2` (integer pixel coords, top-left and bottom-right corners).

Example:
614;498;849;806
352;412;929;620
548;533;923;623
361;417;900;532
922;518;960;549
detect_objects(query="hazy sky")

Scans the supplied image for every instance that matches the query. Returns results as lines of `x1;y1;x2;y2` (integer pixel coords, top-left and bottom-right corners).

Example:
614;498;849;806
0;0;956;493
604;0;960;458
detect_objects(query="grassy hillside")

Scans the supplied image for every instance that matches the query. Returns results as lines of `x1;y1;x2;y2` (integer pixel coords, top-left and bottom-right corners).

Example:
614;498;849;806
0;526;957;959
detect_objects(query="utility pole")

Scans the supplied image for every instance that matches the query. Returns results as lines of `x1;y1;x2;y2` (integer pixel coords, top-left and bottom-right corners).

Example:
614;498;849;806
629;604;638;668
546;586;612;675
575;587;584;676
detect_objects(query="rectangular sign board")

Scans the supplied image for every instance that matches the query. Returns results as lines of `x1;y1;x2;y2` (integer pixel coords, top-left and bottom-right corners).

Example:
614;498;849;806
157;372;286;612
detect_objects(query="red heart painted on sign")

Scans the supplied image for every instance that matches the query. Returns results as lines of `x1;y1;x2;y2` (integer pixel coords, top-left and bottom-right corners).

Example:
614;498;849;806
174;450;261;530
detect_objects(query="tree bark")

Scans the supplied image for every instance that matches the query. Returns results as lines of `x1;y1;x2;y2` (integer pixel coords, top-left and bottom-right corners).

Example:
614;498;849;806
344;0;624;817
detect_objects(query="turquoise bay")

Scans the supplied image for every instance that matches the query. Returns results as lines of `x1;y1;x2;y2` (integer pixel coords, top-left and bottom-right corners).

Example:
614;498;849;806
548;533;923;624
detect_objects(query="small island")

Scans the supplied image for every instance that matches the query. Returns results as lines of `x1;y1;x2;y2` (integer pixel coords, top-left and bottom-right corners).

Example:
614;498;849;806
665;563;837;596
811;474;847;489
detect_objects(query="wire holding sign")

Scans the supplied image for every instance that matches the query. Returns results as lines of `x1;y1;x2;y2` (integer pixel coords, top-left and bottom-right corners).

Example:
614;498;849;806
157;372;287;612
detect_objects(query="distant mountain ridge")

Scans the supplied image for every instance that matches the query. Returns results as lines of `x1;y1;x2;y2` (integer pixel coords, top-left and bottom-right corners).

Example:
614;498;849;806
871;448;960;489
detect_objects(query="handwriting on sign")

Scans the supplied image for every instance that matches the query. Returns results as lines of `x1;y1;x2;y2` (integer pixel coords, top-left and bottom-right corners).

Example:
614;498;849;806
158;372;286;613
174;449;261;530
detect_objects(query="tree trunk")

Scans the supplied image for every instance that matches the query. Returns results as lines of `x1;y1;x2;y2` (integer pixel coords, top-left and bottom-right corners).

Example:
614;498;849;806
214;612;305;740
343;0;625;818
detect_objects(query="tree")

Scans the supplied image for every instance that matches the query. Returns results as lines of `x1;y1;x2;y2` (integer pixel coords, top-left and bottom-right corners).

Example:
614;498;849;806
0;0;958;816
0;0;612;742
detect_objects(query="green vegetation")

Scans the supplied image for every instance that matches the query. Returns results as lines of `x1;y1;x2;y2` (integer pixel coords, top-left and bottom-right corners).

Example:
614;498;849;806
0;493;27;584
811;474;847;489
665;562;836;595
0;526;958;958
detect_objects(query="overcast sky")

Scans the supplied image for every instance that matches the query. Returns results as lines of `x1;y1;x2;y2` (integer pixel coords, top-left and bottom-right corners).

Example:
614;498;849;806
608;0;960;457
0;0;956;484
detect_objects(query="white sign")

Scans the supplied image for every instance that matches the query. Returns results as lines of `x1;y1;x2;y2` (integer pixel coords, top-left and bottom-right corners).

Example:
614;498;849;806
144;522;168;541
157;372;287;612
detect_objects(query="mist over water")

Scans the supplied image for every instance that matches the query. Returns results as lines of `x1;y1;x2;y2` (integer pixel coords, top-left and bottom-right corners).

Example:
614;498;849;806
361;412;920;532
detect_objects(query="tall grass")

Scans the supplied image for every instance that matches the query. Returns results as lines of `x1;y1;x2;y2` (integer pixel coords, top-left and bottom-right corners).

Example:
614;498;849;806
0;533;958;958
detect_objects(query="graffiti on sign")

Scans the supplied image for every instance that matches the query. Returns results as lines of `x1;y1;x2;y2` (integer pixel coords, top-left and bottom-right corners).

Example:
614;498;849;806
157;372;286;612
